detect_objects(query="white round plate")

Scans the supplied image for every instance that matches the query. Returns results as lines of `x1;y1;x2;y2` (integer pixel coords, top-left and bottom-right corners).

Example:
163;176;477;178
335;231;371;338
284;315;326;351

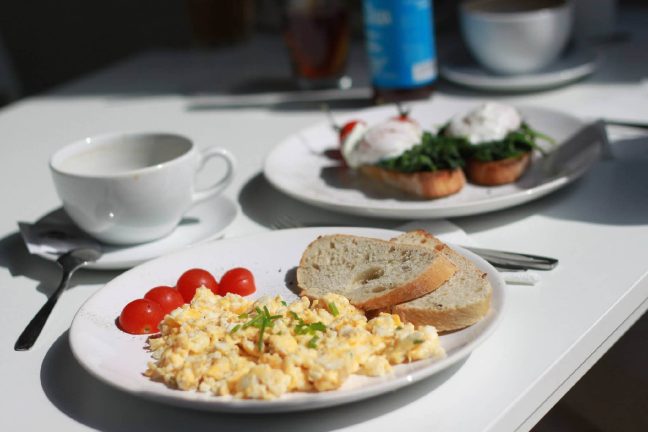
264;103;602;219
34;196;238;270
70;227;505;413
440;48;598;92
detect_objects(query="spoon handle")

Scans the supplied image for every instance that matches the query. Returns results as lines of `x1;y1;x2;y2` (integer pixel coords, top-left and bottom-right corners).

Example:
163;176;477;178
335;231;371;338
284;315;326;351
14;269;73;351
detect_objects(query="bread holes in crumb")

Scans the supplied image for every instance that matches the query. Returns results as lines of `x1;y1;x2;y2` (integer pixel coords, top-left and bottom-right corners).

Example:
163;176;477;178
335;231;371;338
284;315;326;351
353;267;385;286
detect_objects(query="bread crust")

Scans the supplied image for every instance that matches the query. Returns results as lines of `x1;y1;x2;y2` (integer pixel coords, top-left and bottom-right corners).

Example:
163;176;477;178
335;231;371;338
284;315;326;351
389;286;492;332
359;166;465;199
466;152;531;186
353;253;456;310
382;230;493;332
296;234;457;311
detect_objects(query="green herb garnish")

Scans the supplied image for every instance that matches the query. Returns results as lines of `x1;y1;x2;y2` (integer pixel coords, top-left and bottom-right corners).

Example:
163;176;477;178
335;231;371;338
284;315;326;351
413;339;424;344
328;302;339;317
242;306;282;351
281;300;288;306
295;321;326;335
307;335;320;349
230;324;241;334
291;312;327;337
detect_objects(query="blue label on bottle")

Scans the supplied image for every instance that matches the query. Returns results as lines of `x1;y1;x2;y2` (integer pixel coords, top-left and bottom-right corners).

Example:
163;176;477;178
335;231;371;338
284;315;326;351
363;0;437;88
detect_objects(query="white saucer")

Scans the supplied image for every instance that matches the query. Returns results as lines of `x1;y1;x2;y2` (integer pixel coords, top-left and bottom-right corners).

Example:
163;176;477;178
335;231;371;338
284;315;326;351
33;196;239;270
440;47;598;92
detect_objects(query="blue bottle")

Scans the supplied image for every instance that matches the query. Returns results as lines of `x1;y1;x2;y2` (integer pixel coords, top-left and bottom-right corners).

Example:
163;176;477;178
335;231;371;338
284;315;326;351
363;0;437;103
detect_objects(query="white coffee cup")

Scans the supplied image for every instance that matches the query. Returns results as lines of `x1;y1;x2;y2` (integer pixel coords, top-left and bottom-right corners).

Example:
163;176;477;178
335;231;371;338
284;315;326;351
50;132;236;245
461;0;573;75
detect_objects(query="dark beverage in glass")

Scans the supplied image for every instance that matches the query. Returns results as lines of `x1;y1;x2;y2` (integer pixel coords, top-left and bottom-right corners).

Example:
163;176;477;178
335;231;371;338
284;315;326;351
283;0;351;89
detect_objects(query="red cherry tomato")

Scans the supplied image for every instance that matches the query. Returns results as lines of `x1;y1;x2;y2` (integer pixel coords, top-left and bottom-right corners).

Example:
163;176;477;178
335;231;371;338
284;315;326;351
144;286;185;315
219;267;256;296
176;268;219;302
118;299;165;334
339;120;364;144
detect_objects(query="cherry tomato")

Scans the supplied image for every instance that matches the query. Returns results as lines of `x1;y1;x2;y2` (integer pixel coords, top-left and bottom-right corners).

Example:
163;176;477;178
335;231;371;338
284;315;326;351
118;299;165;334
144;286;185;315
339;120;364;144
219;267;256;296
176;268;219;302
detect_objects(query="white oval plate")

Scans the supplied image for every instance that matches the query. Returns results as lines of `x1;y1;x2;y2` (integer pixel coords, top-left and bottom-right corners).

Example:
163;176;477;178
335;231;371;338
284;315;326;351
33;196;238;270
70;227;505;413
264;103;601;219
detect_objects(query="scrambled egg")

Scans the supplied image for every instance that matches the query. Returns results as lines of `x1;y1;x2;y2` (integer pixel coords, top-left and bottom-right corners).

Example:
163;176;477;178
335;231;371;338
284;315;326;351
146;287;445;400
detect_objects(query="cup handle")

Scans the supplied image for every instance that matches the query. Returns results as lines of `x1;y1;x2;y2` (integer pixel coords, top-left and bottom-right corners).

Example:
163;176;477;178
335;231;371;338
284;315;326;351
191;147;236;204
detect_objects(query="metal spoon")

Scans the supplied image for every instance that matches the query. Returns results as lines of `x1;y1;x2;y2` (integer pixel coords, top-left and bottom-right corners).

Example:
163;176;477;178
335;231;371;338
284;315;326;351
15;247;103;351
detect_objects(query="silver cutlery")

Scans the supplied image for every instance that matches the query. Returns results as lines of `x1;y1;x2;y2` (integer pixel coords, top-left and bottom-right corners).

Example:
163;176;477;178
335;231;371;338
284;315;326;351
270;216;558;271
15;246;102;351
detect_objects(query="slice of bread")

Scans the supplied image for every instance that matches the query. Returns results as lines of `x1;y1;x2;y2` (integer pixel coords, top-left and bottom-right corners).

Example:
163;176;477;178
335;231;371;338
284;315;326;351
359;166;465;199
381;230;492;332
466;152;531;186
296;234;457;310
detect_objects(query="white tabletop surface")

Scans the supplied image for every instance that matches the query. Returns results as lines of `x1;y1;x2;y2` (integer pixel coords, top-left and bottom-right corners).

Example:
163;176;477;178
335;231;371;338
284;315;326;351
2;8;648;432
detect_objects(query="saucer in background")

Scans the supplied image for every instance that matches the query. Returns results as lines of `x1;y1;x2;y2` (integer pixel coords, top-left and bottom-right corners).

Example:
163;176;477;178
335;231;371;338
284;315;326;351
29;195;239;270
440;47;598;92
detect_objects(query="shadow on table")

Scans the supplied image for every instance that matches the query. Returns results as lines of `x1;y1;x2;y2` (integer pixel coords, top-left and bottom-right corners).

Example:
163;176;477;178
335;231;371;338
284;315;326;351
453;140;648;233
41;331;465;432
238;173;399;229
0;231;121;297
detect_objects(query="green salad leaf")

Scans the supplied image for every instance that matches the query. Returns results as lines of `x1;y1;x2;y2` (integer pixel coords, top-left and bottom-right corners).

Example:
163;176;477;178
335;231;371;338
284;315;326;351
376;131;465;173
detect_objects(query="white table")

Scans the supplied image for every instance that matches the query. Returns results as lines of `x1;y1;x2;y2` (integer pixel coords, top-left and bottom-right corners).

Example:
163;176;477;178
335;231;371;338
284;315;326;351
2;9;647;432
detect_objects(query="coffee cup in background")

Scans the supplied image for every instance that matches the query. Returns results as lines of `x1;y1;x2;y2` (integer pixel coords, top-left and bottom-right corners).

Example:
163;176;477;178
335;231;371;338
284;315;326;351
460;0;574;75
49;133;236;245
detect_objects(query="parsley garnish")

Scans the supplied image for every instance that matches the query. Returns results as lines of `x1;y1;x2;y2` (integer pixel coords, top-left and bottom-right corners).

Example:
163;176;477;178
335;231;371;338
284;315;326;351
230;324;241;334
413;339;424;344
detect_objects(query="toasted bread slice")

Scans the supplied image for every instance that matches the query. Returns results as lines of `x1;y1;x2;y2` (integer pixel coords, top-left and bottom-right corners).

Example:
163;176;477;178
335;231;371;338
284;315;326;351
359;166;465;199
466;152;531;186
296;234;457;310
380;230;492;332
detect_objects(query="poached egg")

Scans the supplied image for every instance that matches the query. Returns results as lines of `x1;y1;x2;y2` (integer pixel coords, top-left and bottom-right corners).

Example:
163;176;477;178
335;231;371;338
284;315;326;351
342;118;422;168
446;102;522;145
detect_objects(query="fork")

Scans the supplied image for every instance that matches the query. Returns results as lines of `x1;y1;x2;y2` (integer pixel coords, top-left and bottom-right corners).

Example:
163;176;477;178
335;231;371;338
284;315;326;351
270;215;558;271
